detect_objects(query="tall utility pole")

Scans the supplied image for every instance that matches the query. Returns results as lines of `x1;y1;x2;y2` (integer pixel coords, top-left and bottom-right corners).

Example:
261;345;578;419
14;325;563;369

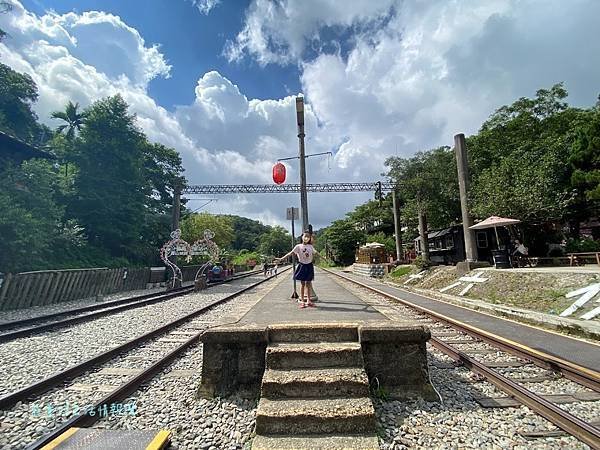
391;189;402;262
296;97;309;231
454;133;477;262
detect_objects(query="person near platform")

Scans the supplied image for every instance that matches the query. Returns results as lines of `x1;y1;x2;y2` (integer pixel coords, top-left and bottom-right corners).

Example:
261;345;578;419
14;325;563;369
262;262;268;277
512;239;530;267
275;231;321;308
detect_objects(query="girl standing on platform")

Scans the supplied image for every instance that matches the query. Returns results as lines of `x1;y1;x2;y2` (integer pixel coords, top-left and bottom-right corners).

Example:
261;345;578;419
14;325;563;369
275;231;320;308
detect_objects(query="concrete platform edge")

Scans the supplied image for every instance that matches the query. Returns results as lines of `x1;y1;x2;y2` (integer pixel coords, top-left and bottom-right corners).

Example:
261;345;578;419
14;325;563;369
399;284;600;341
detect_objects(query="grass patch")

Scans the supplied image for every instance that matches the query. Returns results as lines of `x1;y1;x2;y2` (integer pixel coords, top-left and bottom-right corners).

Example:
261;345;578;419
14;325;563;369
390;265;412;278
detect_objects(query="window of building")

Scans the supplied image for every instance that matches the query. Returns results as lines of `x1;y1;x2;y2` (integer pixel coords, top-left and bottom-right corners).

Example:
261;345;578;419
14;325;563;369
476;232;488;248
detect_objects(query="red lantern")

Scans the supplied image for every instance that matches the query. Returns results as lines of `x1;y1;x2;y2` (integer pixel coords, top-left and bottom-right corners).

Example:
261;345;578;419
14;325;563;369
272;162;286;184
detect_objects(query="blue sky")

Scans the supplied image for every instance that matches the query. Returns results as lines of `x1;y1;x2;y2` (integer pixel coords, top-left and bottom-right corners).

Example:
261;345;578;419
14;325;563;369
2;0;600;228
21;0;302;108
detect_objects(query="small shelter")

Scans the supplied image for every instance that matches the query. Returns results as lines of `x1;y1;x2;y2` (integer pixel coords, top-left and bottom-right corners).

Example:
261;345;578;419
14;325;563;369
356;242;387;264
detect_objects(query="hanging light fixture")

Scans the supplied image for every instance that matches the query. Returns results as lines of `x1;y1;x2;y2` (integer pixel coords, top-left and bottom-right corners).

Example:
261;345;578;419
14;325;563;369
272;162;286;184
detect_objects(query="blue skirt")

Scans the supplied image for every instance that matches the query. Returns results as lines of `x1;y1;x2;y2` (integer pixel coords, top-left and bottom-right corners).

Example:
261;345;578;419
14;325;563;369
294;262;314;281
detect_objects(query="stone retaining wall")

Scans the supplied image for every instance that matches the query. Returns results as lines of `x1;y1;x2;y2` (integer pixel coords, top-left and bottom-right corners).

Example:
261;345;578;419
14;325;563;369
352;263;389;278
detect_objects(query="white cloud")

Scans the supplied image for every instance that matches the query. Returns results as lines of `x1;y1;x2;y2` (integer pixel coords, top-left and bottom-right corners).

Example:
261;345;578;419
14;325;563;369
191;0;221;15
2;0;600;231
224;0;396;65
1;1;171;86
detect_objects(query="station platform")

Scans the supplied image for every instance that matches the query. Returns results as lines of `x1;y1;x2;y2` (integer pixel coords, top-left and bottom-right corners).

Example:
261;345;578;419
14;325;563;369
336;270;600;373
239;270;388;325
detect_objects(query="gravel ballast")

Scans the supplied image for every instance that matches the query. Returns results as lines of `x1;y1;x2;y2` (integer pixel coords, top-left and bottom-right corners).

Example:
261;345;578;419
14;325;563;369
331;273;597;449
0;275;264;395
0;275;282;449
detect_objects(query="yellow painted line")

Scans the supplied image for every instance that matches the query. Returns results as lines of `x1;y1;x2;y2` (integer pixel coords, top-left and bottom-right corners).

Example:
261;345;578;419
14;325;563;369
327;269;600;381
40;427;79;450
146;429;171;450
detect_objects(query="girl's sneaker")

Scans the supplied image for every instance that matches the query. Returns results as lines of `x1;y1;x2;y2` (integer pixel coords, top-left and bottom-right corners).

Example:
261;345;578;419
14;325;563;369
299;302;307;308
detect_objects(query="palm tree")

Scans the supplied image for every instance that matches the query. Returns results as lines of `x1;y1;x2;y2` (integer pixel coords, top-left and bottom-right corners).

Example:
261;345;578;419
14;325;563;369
51;101;87;140
51;101;87;178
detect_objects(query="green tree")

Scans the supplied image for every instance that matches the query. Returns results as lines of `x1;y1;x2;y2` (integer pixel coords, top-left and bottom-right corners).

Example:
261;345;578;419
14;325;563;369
228;215;269;251
323;219;365;265
468;83;583;223
180;213;234;249
346;199;393;234
570;108;600;201
69;95;147;259
385;146;461;230
0;63;40;142
0;160;64;272
259;226;291;257
136;141;186;263
366;231;395;254
51;101;87;140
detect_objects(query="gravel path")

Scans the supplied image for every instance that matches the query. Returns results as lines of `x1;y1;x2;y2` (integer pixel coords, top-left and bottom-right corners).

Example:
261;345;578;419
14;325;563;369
0;275;282;449
331;274;597;449
0;275;264;396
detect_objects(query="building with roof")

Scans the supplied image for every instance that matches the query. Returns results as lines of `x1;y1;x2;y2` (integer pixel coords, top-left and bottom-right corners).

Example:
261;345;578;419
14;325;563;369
414;225;498;265
0;130;54;163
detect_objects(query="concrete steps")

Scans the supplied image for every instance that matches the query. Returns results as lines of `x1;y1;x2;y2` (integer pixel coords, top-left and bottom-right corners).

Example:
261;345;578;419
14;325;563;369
266;342;363;369
268;324;358;343
252;325;378;450
256;397;377;435
252;434;379;450
261;367;370;398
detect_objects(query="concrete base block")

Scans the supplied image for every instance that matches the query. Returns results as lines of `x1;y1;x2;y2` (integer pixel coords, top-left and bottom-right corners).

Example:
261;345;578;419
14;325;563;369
359;322;437;401
197;324;268;398
456;261;491;276
199;322;436;402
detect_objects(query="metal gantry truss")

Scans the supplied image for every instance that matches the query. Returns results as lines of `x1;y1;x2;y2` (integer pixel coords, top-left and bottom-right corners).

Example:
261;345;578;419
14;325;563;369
182;182;396;195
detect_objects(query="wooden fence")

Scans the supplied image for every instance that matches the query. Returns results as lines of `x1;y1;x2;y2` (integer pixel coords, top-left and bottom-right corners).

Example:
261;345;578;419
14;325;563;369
0;267;150;312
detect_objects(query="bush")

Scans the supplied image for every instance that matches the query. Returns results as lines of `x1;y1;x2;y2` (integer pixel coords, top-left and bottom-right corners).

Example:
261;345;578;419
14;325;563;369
232;251;261;266
413;255;433;270
565;238;600;253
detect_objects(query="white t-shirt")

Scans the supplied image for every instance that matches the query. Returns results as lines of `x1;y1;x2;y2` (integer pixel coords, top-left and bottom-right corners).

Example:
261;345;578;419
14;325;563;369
292;244;315;264
516;244;528;255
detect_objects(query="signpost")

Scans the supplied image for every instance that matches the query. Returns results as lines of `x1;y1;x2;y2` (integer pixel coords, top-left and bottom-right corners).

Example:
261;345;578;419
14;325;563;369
287;207;299;299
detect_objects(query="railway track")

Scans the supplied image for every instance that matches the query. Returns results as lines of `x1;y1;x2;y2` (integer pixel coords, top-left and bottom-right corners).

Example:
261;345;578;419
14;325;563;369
0;270;261;343
325;268;600;449
0;269;287;449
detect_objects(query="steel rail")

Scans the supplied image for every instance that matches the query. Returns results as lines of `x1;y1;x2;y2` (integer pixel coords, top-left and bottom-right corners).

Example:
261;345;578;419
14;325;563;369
430;338;600;449
324;269;600;391
0;284;190;332
0;271;261;343
323;268;600;448
0;270;282;410
24;269;288;450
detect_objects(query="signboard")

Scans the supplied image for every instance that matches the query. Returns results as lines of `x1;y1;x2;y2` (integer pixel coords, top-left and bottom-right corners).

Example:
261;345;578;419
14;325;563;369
286;207;299;221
